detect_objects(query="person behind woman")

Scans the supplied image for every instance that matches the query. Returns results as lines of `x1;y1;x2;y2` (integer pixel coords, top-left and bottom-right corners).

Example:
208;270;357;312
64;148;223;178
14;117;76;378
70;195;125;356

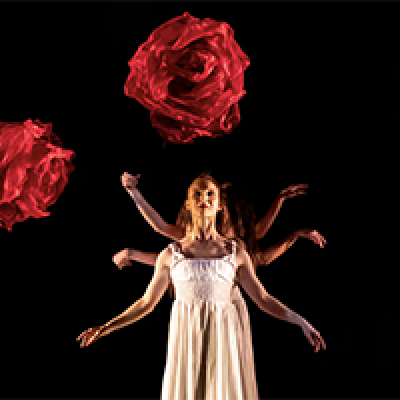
113;172;326;281
77;173;326;399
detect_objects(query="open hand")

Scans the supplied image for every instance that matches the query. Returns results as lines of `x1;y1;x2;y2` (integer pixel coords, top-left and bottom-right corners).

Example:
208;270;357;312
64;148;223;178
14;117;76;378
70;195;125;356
300;320;326;353
279;184;308;200
296;229;327;248
113;248;132;270
76;326;103;348
121;172;140;191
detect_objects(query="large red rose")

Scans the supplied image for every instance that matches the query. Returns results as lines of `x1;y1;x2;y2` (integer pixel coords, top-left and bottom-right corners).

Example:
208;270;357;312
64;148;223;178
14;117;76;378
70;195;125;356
0;119;75;231
124;12;250;144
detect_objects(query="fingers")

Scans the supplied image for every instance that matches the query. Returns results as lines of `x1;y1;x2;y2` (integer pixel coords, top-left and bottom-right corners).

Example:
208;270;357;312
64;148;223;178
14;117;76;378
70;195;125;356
77;328;100;348
290;183;308;191
306;332;315;347
77;330;91;347
312;331;326;353
305;230;327;248
282;184;309;199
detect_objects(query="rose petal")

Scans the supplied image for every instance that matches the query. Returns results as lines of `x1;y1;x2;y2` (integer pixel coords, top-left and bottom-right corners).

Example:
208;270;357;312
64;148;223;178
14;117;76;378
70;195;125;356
124;13;250;143
0;120;74;231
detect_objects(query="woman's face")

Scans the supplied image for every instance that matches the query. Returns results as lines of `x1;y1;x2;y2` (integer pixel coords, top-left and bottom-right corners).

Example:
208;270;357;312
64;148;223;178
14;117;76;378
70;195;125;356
186;178;220;219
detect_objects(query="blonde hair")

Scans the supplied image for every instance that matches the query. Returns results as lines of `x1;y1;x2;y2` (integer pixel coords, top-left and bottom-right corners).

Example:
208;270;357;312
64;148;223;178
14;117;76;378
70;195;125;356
167;172;260;299
175;171;232;237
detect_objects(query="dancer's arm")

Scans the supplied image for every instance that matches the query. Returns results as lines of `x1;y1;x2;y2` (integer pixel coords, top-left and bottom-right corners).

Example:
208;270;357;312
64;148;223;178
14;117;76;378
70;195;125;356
77;247;172;348
236;243;326;352
254;184;308;240
121;172;185;241
256;229;326;267
113;248;158;269
237;242;304;326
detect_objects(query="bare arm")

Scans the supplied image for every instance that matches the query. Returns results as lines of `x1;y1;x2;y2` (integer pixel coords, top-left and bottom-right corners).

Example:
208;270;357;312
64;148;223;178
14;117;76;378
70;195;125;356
121;173;185;241
236;243;305;326
254;184;308;240
113;248;158;269
256;229;327;268
128;249;158;267
99;247;172;338
258;231;299;266
254;196;285;240
236;243;326;352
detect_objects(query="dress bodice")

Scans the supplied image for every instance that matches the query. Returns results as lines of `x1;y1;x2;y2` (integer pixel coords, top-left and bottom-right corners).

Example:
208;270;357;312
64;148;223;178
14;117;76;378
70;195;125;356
168;240;238;304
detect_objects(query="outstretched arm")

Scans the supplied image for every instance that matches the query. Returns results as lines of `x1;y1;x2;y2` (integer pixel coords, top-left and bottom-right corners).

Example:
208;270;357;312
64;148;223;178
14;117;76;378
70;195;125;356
256;229;327;267
77;247;172;348
254;184;308;240
236;243;326;352
113;248;158;269
121;172;185;241
237;243;304;326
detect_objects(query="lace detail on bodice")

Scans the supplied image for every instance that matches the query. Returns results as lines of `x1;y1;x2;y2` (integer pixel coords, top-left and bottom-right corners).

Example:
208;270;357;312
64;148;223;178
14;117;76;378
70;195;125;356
168;241;238;304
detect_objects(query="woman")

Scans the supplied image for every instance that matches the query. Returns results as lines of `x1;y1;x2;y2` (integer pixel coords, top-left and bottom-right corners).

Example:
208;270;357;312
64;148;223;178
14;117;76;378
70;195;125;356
77;173;326;400
113;172;326;272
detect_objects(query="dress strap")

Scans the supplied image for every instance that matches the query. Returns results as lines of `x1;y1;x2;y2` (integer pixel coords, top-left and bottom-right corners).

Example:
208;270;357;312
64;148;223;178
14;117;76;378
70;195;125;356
168;242;184;269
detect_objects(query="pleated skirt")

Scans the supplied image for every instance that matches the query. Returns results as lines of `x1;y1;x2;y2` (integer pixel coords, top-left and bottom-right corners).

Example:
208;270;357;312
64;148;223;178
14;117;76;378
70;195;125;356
161;287;259;400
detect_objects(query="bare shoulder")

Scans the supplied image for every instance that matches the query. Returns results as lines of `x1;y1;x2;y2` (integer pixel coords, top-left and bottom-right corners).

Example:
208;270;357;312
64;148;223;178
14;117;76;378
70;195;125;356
235;240;252;268
155;245;174;269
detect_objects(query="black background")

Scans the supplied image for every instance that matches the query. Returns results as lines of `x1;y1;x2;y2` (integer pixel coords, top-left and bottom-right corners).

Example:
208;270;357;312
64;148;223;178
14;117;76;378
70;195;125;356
0;2;398;399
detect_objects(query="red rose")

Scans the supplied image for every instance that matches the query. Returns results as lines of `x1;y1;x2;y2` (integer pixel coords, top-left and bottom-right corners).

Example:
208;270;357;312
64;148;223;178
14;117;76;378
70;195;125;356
0;119;75;231
124;12;250;144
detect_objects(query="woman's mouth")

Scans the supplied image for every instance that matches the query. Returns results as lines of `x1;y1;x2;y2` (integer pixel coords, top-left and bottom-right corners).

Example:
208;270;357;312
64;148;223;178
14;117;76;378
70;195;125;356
199;204;208;209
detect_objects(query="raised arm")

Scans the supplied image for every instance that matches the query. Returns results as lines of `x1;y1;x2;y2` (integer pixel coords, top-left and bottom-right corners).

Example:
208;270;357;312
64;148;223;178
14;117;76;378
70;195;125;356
254;184;308;240
121;172;185;241
77;247;172;348
236;243;326;353
256;229;327;267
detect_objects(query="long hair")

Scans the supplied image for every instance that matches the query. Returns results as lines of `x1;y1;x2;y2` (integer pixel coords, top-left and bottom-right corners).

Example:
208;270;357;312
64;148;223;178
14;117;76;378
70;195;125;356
167;172;260;299
225;193;261;270
175;171;232;237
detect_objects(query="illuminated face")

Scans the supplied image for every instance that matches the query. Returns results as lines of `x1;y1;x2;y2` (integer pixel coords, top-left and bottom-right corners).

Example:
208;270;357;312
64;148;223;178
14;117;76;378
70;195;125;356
186;179;220;219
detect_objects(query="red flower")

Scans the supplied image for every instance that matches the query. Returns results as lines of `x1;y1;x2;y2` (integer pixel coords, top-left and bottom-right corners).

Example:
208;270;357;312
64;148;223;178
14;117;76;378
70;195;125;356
124;12;250;144
0;119;75;231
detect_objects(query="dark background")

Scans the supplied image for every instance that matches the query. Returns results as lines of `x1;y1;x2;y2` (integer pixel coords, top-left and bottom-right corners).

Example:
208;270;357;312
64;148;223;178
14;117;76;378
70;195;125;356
0;2;398;399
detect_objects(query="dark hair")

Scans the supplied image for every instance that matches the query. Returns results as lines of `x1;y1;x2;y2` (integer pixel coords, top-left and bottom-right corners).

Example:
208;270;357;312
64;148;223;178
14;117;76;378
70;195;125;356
225;194;260;269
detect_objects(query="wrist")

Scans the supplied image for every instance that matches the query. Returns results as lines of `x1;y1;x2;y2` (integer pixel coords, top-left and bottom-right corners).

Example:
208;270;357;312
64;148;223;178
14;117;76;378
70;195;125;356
292;230;301;239
286;309;305;327
126;248;134;260
127;186;139;194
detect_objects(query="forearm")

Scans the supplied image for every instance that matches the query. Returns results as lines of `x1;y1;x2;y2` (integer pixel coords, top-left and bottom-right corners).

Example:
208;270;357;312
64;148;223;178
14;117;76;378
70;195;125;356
127;188;168;234
255;196;285;239
99;297;152;338
259;292;305;327
259;231;299;266
128;249;158;267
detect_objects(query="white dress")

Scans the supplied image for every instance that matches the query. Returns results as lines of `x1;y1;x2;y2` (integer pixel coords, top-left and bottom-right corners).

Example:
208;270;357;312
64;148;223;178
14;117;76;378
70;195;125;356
161;240;259;400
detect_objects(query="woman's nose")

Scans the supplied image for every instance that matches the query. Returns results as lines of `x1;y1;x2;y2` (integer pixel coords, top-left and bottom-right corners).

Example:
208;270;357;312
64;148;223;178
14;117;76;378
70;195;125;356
201;192;208;203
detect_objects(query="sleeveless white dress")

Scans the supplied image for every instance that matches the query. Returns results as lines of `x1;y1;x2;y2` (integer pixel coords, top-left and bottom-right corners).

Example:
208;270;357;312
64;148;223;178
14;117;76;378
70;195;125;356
161;240;259;400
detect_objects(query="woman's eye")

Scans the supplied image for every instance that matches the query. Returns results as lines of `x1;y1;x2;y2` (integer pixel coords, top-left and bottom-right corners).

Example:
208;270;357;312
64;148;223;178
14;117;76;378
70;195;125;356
208;191;214;196
195;191;201;197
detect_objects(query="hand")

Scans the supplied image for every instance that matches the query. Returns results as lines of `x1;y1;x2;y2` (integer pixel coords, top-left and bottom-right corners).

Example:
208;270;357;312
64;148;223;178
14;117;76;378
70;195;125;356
76;326;103;348
121;172;140;191
113;248;132;270
300;320;326;353
296;229;327;248
279;184;308;201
